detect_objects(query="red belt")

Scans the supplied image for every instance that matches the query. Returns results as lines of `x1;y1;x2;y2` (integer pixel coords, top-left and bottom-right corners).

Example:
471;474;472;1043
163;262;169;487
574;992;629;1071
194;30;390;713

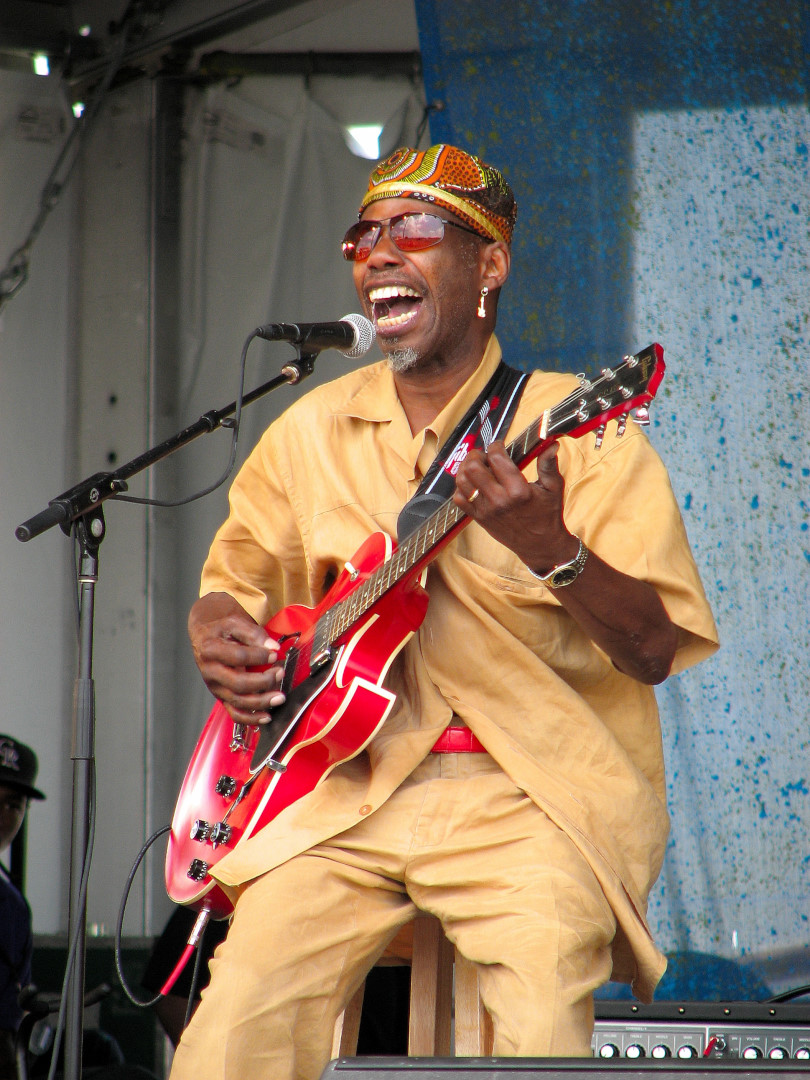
431;726;487;753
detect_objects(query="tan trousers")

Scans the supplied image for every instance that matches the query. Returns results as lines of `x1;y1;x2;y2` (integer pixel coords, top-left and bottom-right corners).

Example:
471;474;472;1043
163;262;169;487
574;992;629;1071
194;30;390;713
169;753;616;1080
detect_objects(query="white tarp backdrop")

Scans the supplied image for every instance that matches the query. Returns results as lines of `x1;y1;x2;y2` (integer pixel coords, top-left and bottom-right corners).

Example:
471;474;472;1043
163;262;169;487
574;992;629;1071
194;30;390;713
0;66;424;935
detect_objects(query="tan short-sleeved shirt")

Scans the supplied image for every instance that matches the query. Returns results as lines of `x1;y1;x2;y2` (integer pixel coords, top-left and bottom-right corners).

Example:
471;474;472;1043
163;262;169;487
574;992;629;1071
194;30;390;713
200;336;719;1000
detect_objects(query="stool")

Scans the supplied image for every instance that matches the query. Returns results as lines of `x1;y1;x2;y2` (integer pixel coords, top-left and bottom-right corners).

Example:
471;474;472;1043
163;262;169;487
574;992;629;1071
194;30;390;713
332;913;493;1058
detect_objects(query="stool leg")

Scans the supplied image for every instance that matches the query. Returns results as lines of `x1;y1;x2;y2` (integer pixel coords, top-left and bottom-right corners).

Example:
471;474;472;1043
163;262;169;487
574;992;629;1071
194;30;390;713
453;949;493;1055
408;915;453;1055
332;982;365;1058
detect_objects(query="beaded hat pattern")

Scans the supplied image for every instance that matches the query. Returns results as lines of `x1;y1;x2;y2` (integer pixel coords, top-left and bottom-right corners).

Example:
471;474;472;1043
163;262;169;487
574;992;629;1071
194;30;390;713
360;144;517;245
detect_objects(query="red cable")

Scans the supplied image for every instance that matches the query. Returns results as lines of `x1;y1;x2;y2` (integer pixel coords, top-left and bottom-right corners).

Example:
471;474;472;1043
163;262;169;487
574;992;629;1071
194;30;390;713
160;944;196;997
158;905;213;997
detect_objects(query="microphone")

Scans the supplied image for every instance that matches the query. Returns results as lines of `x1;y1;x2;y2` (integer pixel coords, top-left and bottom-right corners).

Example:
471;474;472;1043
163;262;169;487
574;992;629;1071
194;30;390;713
254;313;375;358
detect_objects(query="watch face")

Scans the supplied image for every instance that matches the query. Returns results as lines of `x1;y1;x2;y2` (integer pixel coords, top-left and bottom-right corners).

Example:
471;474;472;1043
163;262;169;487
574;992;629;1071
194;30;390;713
549;566;579;588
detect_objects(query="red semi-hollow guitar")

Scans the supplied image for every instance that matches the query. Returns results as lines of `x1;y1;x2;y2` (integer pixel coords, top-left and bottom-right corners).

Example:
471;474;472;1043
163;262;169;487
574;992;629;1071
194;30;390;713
165;345;665;919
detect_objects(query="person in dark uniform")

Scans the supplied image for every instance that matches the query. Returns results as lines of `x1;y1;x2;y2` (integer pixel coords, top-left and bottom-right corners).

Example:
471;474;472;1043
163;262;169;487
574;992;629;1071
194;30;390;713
0;735;45;1079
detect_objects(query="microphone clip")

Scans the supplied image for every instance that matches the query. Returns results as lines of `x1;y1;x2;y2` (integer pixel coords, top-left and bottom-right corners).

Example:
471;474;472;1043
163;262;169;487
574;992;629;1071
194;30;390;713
280;354;318;383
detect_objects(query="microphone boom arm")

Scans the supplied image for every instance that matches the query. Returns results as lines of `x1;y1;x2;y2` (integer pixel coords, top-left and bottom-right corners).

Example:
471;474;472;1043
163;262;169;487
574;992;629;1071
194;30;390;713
16;347;319;542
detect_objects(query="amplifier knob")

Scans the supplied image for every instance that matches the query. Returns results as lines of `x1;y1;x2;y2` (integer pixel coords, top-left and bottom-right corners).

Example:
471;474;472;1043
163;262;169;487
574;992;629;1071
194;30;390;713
768;1047;789;1060
650;1045;671;1059
742;1046;763;1059
625;1044;645;1059
676;1045;699;1059
795;1047;810;1060
598;1044;620;1059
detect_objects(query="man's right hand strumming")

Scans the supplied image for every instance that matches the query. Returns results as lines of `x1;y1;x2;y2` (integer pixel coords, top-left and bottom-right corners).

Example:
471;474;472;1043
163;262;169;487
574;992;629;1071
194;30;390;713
188;592;286;723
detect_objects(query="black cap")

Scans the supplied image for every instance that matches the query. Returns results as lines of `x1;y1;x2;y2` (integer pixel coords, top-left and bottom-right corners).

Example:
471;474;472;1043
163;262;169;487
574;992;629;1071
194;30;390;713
0;734;45;800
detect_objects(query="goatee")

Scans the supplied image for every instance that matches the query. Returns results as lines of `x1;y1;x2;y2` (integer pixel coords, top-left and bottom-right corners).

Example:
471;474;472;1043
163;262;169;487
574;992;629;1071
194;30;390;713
384;347;420;374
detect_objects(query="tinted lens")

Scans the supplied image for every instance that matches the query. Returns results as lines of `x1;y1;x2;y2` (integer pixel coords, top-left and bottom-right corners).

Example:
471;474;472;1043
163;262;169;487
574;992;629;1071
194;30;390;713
342;221;380;261
389;213;446;251
342;213;449;261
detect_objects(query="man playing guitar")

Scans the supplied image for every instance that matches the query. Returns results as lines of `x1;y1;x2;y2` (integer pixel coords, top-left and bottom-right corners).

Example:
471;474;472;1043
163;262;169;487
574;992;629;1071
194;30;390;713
169;144;718;1080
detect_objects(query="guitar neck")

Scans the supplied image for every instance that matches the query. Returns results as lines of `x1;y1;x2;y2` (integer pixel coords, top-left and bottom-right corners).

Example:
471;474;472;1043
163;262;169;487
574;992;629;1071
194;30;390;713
319;345;664;647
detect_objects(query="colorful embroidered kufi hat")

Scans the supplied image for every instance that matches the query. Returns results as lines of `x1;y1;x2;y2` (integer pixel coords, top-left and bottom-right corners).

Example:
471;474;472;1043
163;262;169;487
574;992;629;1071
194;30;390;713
360;144;517;245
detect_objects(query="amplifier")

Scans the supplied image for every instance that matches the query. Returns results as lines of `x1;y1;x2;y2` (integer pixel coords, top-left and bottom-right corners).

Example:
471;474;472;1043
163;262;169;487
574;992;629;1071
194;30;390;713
324;1059;810;1077
593;1001;810;1062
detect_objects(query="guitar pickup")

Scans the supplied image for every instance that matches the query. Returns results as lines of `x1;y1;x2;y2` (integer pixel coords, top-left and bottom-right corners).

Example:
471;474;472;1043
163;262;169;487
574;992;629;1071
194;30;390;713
310;645;334;670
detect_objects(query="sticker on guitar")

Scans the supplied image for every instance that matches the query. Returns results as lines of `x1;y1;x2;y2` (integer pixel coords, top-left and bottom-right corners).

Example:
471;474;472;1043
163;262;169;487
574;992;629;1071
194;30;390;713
165;344;665;919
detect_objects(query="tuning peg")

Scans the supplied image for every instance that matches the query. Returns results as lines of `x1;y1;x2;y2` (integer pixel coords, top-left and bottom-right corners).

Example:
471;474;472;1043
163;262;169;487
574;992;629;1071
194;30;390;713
632;405;650;426
594;424;606;450
616;415;627;437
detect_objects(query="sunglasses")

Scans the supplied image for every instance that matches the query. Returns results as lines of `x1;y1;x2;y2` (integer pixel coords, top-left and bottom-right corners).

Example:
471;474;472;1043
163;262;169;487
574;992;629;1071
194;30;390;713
342;211;482;261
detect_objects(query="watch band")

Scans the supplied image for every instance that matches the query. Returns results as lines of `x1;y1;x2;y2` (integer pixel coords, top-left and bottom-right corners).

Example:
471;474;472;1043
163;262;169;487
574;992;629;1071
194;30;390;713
528;536;588;589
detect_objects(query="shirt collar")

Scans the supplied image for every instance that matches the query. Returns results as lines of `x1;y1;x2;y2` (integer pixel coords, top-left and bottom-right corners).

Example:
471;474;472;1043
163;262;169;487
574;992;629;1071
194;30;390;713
334;335;504;481
335;334;504;434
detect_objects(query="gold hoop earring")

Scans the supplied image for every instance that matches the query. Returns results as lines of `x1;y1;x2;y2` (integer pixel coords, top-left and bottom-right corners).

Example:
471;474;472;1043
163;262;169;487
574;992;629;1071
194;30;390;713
477;286;489;319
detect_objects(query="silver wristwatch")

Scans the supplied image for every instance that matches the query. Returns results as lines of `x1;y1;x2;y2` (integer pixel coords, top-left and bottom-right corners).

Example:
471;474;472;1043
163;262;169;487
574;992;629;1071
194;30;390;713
529;536;588;589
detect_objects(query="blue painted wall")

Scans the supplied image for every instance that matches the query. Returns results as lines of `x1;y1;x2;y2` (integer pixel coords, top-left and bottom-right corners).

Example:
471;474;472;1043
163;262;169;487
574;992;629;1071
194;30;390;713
415;0;809;1000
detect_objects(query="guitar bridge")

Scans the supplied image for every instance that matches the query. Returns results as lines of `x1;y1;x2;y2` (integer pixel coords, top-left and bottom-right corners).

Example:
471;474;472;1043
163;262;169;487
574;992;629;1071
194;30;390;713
229;723;251;751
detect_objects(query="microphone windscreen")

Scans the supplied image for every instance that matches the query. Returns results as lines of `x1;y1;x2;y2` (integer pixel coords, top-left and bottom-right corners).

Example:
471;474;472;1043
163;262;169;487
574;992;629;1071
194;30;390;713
339;313;376;358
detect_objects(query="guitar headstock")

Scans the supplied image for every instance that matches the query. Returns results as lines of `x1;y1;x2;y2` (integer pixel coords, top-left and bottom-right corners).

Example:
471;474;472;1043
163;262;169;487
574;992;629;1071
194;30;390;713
551;343;665;447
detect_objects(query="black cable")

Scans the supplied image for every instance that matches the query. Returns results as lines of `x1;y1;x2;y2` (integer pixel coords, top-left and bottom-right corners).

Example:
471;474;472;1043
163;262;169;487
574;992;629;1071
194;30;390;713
114;824;172;1009
111;330;255;509
768;984;810;1003
0;18;135;312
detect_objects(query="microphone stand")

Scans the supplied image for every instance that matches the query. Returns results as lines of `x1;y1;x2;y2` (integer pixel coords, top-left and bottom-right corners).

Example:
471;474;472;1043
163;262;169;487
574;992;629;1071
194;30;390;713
16;346;319;1080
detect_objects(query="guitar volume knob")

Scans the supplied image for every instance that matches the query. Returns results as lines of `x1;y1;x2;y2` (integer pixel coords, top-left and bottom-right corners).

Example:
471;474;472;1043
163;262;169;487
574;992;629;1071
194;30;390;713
215;774;237;797
187;859;209;881
209;822;232;846
190;819;211;842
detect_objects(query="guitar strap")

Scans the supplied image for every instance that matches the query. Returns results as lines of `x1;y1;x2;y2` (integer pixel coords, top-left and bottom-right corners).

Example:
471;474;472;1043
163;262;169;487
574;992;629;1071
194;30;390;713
397;361;529;542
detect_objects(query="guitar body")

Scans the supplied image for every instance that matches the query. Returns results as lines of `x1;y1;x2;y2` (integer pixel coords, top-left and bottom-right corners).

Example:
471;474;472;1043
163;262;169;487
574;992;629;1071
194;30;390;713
166;531;429;917
166;344;666;919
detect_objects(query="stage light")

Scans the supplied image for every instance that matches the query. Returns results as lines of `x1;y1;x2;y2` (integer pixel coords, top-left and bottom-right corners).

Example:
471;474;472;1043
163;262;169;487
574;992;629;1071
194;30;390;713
32;54;50;77
346;124;383;160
